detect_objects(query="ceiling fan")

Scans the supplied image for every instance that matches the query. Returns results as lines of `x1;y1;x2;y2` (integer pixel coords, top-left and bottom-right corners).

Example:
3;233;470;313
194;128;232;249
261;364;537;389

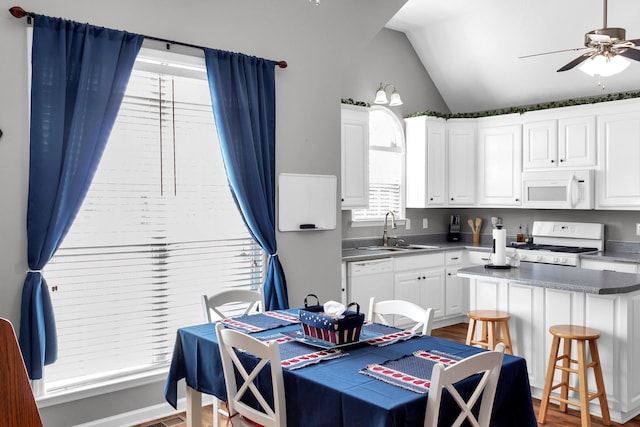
521;0;640;75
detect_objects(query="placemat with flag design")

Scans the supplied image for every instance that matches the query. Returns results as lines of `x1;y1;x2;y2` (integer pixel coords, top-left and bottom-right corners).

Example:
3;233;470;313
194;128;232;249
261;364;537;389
359;350;461;394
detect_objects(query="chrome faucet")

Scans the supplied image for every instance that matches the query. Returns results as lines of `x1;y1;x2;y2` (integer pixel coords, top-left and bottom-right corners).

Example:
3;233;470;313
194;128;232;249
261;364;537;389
382;211;397;246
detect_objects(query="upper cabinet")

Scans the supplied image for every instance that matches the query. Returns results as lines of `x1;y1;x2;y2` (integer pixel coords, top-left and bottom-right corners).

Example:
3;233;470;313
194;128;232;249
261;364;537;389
405;116;446;207
405;117;476;208
447;120;476;206
597;106;640;209
477;118;522;207
522;112;596;170
340;105;369;209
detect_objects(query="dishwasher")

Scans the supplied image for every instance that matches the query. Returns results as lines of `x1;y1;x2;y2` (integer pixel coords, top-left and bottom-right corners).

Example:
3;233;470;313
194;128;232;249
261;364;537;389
344;258;394;308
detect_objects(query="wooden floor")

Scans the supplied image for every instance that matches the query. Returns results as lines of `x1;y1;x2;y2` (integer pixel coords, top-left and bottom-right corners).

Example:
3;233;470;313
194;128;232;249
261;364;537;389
133;322;640;427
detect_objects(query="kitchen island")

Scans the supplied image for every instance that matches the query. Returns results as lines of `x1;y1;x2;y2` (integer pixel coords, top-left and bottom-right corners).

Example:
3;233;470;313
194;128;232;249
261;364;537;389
458;263;640;423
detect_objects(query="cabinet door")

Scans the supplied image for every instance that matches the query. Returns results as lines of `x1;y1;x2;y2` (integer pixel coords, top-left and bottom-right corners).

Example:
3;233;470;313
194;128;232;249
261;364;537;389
597;111;640;208
426;124;446;206
445;267;465;317
405;117;446;208
393;270;423;328
447;125;476;205
420;268;445;320
523;120;557;169
341;105;369;209
477;124;522;206
558;115;596;168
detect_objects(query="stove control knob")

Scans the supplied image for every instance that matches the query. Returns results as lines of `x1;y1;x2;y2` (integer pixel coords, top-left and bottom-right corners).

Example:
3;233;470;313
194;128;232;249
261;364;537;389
552;257;560;263
520;254;527;260
559;257;567;264
536;255;542;262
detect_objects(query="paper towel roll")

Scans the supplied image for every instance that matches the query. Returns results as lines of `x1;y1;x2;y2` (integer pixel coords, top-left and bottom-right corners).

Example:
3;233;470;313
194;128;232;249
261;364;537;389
492;227;507;266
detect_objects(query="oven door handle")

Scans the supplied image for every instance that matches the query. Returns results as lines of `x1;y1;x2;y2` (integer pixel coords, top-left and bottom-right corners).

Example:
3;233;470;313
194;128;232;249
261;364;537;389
568;174;578;208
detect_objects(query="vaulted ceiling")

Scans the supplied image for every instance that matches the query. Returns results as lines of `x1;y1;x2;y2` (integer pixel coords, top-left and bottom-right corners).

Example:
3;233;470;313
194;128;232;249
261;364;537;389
386;0;640;113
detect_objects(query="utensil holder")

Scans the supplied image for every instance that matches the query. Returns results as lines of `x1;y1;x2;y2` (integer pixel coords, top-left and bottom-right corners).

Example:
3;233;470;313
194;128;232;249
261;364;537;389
472;231;480;245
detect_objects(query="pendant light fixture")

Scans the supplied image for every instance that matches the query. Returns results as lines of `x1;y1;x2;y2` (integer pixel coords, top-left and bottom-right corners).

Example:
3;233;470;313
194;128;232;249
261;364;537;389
374;83;403;106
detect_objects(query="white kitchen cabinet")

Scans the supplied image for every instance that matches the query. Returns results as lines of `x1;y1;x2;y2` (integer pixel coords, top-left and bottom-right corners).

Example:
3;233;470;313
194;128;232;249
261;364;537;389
405;116;446;207
558;115;597;168
596;109;640;209
340;104;369;209
444;251;467;317
392;252;469;328
522;115;596;170
523;119;558;170
447;121;476;205
477;119;522;207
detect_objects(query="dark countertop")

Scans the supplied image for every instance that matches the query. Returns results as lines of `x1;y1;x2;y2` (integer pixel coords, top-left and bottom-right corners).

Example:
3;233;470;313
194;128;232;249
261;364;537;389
458;263;640;295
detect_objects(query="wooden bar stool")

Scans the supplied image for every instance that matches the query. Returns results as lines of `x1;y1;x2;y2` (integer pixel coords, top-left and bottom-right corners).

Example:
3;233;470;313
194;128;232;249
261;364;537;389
538;325;611;427
465;310;513;355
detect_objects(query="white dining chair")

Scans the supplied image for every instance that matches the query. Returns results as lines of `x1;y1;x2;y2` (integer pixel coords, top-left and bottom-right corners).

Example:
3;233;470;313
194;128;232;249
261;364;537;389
424;342;506;427
215;322;286;427
201;288;264;323
202;288;264;426
367;297;434;335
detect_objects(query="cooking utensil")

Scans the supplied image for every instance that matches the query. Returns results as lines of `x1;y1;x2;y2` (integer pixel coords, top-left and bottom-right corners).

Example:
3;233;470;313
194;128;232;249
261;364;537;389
467;218;475;233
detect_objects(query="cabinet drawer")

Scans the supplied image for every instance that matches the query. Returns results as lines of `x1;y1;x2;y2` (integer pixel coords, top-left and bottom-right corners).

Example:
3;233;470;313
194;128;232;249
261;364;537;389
580;259;637;273
467;250;491;265
445;251;464;265
394;253;444;271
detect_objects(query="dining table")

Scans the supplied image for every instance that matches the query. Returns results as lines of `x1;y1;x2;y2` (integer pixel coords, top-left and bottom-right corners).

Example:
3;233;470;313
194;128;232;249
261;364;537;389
164;309;537;427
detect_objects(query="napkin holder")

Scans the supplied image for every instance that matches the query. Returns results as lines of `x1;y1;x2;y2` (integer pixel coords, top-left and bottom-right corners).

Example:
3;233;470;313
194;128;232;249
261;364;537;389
299;294;364;345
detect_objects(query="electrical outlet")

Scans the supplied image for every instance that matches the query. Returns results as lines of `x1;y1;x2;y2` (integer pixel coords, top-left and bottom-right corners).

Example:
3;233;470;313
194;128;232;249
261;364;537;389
636;223;640;236
405;219;411;230
422;218;428;229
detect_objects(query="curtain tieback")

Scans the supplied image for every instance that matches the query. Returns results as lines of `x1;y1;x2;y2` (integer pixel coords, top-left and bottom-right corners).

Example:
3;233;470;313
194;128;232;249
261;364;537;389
27;269;43;273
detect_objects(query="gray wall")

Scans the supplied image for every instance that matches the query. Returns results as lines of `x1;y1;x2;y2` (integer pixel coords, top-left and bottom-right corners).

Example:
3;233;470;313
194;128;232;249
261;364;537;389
0;0;410;425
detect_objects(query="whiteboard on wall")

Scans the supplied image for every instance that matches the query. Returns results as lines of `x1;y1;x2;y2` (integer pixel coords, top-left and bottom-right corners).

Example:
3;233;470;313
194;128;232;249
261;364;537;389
278;173;337;231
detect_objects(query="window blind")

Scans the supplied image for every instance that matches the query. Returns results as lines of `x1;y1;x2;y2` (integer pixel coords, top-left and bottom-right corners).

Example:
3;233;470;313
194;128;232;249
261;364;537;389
43;61;265;392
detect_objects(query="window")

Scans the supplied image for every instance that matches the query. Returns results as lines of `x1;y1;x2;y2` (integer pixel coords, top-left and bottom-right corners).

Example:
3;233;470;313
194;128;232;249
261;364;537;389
352;106;406;221
42;48;265;393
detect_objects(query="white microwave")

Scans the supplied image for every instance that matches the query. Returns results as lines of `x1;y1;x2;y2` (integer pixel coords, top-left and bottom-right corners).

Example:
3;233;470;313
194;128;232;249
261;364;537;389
522;169;594;209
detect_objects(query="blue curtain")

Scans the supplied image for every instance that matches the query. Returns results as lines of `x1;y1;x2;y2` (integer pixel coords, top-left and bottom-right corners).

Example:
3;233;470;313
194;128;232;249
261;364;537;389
20;15;143;379
204;49;288;310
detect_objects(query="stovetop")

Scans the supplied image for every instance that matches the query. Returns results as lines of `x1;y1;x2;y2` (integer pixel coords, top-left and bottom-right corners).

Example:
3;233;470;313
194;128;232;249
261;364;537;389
510;243;599;254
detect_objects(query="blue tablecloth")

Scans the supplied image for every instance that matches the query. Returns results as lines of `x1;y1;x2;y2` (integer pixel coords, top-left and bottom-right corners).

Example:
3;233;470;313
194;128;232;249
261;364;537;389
164;320;536;427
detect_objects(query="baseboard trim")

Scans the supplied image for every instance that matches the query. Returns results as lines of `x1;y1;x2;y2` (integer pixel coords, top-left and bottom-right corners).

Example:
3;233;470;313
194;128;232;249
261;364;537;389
73;395;214;427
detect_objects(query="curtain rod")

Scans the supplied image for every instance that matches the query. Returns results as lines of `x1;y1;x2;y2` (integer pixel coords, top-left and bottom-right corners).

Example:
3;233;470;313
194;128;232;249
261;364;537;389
8;6;288;69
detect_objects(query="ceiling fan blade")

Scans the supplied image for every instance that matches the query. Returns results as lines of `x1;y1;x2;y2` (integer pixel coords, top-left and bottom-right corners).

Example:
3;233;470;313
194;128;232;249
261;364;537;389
557;52;595;72
626;38;640;45
518;47;587;59
618;48;640;61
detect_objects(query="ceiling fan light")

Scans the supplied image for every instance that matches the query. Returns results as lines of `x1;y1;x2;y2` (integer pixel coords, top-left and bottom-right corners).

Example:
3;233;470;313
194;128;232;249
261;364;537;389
578;54;630;77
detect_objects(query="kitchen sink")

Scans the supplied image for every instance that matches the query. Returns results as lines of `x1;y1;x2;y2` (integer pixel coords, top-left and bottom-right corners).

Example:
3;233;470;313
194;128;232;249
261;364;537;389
395;244;440;250
356;244;439;251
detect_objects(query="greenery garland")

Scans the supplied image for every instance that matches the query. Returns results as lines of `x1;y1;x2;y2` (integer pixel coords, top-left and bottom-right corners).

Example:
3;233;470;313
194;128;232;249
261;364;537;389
406;90;640;119
340;98;371;108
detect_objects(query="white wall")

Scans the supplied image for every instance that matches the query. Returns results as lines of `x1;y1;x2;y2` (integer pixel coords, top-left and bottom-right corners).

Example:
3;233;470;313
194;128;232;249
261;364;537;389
0;0;408;425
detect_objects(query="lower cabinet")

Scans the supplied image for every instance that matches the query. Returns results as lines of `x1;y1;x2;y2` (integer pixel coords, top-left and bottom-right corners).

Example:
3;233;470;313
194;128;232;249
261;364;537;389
393;252;467;329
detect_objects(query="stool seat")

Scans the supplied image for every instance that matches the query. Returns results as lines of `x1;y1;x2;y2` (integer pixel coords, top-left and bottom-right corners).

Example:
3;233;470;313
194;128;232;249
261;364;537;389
549;325;600;340
465;310;513;355
539;324;611;427
467;310;510;322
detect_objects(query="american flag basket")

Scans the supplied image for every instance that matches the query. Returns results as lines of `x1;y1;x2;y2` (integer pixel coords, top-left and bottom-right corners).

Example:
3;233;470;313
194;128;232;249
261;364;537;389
298;294;364;345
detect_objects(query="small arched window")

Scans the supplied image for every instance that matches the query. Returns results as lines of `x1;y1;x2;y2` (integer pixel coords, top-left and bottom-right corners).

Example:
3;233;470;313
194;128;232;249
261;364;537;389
352;106;406;222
